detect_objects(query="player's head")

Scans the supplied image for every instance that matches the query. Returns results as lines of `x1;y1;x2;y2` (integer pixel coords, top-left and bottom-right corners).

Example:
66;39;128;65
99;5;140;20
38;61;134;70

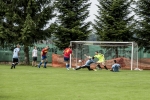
45;46;49;50
17;44;20;48
68;45;72;48
34;46;37;49
87;56;91;59
92;57;95;59
95;51;98;55
114;60;117;63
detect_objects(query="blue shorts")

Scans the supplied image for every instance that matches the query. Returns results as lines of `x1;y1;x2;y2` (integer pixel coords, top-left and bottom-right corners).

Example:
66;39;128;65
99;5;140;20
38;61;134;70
64;57;70;62
42;56;47;60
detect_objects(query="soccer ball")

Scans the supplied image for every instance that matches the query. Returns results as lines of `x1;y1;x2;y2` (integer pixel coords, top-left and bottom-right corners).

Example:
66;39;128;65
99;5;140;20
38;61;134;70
78;60;82;63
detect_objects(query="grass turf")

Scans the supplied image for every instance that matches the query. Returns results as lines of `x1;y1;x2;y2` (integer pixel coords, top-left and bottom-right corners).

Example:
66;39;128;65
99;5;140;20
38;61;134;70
0;65;150;100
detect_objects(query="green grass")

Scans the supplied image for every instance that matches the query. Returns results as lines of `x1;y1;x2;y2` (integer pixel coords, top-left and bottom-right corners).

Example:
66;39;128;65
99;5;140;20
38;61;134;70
0;65;150;100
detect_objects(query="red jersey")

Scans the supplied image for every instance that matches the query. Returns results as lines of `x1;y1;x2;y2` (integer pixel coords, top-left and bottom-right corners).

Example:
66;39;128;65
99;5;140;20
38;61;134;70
42;48;48;56
63;48;72;58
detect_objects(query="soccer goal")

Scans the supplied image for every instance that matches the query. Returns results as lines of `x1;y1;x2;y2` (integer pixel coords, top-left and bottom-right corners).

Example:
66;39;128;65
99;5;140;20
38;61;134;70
70;41;138;70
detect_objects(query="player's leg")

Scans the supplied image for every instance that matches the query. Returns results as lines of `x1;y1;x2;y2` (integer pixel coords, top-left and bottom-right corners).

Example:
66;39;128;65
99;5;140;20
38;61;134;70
38;56;45;68
13;58;19;69
32;57;34;67
102;62;108;70
96;62;102;69
11;58;15;69
75;66;82;70
34;57;37;67
64;57;70;70
44;58;48;68
86;66;95;71
32;61;34;67
75;65;88;70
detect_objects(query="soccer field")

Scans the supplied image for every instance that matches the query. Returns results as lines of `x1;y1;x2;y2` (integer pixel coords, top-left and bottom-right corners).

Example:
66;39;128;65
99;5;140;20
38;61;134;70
0;65;150;100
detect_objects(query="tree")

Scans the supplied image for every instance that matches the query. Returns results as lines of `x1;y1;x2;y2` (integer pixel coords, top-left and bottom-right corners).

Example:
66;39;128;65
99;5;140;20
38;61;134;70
54;0;92;50
0;0;55;64
0;0;18;47
135;0;150;52
93;0;135;57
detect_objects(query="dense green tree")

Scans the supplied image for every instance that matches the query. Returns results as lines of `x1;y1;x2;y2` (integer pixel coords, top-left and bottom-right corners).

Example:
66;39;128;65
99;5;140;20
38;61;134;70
135;0;150;52
93;0;134;57
54;0;92;50
93;0;134;41
0;0;17;47
0;0;55;64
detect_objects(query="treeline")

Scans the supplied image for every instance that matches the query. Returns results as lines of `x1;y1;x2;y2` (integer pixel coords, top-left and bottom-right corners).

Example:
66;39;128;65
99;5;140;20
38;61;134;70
0;0;149;64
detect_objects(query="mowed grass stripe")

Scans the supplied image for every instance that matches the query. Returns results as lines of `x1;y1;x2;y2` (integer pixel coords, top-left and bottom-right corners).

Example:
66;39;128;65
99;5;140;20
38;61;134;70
0;65;150;100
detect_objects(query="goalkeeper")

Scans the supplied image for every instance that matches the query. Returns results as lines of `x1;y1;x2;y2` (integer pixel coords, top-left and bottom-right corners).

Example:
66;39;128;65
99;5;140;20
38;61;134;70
94;51;108;70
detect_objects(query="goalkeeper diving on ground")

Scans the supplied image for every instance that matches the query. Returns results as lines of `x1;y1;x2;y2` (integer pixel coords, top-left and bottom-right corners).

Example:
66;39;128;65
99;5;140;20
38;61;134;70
73;51;108;71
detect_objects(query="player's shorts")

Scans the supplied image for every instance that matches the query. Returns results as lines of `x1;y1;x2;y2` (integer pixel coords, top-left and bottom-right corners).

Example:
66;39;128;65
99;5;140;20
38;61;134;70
42;56;47;60
13;58;19;63
97;60;105;63
64;57;70;61
33;57;37;61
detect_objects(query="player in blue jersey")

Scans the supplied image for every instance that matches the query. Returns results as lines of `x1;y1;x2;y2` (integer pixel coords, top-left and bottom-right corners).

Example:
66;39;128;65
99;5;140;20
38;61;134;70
74;54;97;71
110;60;121;72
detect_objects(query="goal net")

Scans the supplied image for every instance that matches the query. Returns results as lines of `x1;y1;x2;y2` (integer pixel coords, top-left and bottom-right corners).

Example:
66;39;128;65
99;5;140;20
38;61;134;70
70;41;138;70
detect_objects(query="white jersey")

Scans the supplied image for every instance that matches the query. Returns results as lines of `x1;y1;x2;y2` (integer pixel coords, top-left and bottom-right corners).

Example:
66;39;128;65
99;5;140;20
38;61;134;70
13;48;20;58
32;49;37;57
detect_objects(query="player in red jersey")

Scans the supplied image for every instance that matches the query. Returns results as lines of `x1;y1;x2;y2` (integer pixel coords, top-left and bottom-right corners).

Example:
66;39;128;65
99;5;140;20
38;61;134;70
63;45;72;70
38;46;49;68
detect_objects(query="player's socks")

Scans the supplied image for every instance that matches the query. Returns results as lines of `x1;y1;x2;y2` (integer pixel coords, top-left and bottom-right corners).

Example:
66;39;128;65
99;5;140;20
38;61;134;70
44;62;47;68
67;64;70;68
11;63;15;69
14;63;18;69
66;64;70;70
104;66;108;70
97;64;102;69
11;64;14;69
75;67;81;70
38;62;42;68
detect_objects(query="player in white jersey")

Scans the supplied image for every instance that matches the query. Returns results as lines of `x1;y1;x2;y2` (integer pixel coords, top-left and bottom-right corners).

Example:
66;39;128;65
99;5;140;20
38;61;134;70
11;44;20;69
32;46;38;67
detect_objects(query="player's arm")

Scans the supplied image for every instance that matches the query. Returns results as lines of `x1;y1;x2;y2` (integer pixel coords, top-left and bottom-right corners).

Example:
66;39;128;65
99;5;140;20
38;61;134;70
47;52;49;57
32;50;33;57
41;51;43;58
84;54;91;59
70;50;74;57
18;48;20;57
63;49;66;55
84;54;88;58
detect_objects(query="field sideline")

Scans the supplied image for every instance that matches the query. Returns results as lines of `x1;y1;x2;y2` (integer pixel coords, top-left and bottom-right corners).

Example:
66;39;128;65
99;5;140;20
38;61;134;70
0;65;150;100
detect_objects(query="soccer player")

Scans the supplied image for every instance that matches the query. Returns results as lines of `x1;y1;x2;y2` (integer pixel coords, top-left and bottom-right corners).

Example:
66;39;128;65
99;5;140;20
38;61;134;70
94;51;108;70
38;46;49;68
63;45;72;70
32;46;38;67
74;54;97;71
110;60;121;72
11;44;20;69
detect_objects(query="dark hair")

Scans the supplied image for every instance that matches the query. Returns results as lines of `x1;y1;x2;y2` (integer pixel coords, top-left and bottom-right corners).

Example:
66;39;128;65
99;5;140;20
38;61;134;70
114;60;116;63
92;57;95;59
46;46;49;48
69;45;72;48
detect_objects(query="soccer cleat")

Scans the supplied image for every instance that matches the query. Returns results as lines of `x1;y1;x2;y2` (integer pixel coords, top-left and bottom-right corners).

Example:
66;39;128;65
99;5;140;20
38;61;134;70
72;68;75;70
104;66;108;70
93;69;97;71
67;68;70;70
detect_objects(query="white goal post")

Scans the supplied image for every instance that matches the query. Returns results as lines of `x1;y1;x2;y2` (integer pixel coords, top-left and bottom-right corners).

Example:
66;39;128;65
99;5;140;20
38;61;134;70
70;41;138;70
